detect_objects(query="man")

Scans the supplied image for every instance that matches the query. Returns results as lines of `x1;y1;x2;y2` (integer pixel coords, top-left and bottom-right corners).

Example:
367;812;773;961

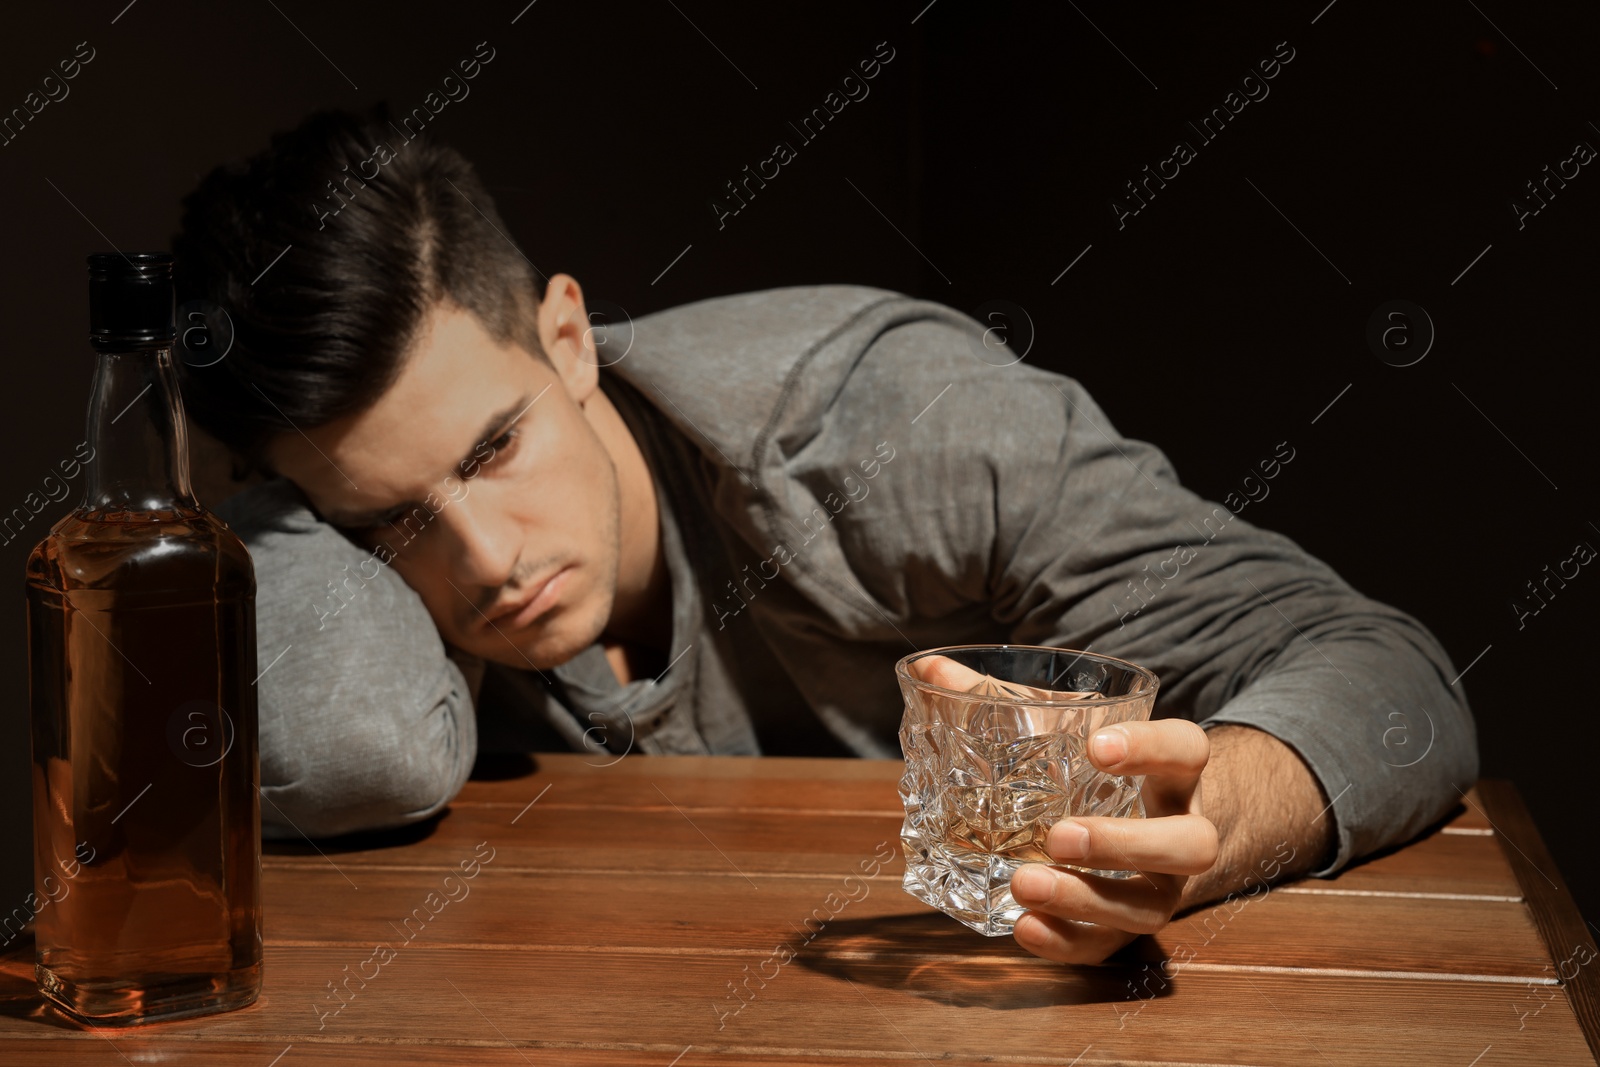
171;102;1478;967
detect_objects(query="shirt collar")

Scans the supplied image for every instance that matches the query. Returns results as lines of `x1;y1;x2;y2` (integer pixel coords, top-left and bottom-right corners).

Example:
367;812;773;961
548;372;702;731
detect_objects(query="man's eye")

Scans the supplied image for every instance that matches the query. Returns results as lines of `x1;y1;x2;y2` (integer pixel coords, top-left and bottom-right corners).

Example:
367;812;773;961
487;426;520;456
348;506;408;534
340;427;523;534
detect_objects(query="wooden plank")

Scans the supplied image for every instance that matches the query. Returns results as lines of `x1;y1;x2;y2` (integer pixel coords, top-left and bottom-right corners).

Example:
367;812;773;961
251;862;1552;979
265;800;1519;899
458;753;1498;830
0;1047;887;1067
461;752;907;810
0;1047;1280;1067
1150;887;1547;978
1443;789;1494;832
0;946;1588;1065
1475;779;1600;1062
266;805;903;878
1278;825;1521;900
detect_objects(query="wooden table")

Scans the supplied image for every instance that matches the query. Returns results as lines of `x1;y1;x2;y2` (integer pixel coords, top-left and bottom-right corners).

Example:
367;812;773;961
1;754;1595;1065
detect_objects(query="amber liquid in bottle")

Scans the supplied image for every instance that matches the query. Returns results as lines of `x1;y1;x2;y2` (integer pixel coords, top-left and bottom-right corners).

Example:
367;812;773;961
25;254;262;1024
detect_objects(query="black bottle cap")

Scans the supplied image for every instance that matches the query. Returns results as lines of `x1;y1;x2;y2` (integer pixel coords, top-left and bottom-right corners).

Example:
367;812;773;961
89;252;175;348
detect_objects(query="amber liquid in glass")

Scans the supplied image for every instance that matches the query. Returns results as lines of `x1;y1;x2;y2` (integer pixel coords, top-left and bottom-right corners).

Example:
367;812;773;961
26;295;262;1024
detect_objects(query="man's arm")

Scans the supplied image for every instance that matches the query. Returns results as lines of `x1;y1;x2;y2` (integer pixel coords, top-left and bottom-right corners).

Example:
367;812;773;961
217;478;479;839
808;306;1478;961
968;365;1480;881
1178;723;1335;912
964;364;1475;959
845;319;1479;879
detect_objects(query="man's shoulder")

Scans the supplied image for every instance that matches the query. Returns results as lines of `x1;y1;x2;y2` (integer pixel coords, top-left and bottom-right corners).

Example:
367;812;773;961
625;283;905;355
601;283;1012;464
605;283;902;410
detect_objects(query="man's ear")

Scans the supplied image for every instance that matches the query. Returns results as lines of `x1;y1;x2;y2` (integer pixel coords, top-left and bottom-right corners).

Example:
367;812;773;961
536;273;599;404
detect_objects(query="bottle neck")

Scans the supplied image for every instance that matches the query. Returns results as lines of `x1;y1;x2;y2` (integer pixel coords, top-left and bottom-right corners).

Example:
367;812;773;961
81;342;198;515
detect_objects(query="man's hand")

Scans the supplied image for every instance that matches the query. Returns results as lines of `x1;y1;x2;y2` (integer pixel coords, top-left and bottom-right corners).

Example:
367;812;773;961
908;654;1220;965
1008;716;1217;964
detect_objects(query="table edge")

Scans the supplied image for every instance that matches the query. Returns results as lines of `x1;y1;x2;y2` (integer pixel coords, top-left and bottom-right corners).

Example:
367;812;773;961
1475;777;1599;1061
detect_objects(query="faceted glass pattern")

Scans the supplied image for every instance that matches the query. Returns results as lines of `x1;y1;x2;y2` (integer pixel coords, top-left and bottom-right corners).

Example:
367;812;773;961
896;646;1159;936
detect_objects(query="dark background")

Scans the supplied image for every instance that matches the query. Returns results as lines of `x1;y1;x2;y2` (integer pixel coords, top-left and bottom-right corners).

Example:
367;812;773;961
2;2;1593;927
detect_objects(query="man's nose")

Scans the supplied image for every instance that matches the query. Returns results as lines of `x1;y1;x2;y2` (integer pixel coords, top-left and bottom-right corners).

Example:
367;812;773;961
439;485;521;590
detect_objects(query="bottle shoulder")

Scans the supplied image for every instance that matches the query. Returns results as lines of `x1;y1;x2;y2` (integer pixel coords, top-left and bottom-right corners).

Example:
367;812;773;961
27;506;256;596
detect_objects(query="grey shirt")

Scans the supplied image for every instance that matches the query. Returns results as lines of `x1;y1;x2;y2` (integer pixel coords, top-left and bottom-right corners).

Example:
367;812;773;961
219;283;1479;877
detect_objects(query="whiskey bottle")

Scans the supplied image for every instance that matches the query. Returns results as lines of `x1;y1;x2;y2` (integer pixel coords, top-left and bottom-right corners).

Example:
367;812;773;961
24;252;262;1024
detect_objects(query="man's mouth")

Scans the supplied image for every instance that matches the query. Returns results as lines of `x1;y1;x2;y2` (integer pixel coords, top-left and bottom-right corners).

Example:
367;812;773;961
481;565;572;631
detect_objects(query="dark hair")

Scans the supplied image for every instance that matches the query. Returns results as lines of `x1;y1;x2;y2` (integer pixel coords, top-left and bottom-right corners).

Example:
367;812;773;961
171;100;547;478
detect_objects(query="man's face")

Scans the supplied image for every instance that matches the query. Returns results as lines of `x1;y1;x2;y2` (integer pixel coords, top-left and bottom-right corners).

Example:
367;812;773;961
265;284;622;671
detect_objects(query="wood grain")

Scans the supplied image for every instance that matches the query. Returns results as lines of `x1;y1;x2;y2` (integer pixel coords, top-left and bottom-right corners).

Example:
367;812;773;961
254;864;1551;978
266;782;1502;868
1475;778;1600;1061
1274;822;1520;899
1;945;1589;1065
0;756;1587;1066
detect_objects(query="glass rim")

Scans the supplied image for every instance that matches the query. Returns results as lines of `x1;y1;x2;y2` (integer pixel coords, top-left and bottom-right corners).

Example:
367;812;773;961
894;643;1160;707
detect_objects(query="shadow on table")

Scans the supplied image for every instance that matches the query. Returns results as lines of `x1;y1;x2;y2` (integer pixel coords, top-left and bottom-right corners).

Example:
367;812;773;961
793;911;1171;1010
0;936;97;1031
260;813;444;857
469;751;539;780
0;936;43;1022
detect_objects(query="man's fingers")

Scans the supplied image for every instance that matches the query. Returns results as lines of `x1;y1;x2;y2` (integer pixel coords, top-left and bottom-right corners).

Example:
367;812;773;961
1087;718;1209;784
909;654;1048;699
911;653;1125;703
1041;812;1219;876
1012;863;1181;935
1012;911;1140;965
909;654;988;693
